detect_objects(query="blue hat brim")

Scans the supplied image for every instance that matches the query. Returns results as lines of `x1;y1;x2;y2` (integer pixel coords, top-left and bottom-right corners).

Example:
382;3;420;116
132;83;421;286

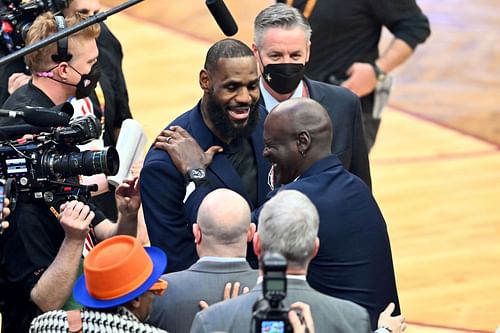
73;246;167;309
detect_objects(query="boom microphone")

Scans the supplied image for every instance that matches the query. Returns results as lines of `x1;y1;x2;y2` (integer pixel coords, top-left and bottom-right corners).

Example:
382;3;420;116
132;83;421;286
205;0;238;37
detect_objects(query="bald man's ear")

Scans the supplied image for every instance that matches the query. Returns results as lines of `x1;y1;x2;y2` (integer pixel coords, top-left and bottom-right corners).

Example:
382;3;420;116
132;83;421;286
297;130;311;156
193;224;202;245
247;223;256;242
199;69;210;92
253;232;261;258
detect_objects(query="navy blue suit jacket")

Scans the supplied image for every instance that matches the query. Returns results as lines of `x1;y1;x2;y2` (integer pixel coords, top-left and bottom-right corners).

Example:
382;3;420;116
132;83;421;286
260;77;372;189
141;102;271;273
254;155;399;329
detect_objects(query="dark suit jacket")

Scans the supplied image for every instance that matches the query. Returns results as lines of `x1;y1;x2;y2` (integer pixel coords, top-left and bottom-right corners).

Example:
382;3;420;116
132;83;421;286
260;77;372;189
190;279;371;333
140;102;271;273
148;259;258;333
261;155;399;329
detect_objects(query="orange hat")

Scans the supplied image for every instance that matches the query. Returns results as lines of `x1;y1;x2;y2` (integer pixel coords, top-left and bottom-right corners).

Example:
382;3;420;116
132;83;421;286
73;235;167;308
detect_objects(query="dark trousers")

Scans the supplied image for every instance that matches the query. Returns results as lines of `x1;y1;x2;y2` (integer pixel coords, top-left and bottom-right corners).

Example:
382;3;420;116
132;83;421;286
360;93;381;152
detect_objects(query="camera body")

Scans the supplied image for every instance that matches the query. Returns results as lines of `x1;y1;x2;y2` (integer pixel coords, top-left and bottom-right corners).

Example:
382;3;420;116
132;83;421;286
0;114;119;209
252;252;293;333
0;0;69;52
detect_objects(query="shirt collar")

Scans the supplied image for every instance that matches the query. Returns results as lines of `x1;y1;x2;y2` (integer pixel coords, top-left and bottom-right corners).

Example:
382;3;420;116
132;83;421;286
260;79;304;113
256;274;307;284
197;256;247;263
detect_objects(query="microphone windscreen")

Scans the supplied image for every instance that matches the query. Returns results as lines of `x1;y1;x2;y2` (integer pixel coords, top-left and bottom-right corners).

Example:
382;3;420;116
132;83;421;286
54;102;75;119
205;0;238;37
23;104;72;127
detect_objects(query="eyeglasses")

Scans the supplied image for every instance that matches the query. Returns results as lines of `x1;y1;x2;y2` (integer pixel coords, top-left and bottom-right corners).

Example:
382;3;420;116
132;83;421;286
148;279;168;296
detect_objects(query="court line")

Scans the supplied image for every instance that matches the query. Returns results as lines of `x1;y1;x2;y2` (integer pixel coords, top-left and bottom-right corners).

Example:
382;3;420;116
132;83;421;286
372;147;499;165
407;320;492;333
389;103;500;149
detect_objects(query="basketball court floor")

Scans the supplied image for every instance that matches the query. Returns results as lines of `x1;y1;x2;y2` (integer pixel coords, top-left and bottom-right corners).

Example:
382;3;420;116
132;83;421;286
101;1;500;331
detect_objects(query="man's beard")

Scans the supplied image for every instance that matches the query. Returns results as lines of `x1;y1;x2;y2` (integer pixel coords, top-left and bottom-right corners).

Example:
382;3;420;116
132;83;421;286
206;91;260;141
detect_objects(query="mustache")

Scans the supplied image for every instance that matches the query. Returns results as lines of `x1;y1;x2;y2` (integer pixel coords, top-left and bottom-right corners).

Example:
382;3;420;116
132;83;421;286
226;102;255;108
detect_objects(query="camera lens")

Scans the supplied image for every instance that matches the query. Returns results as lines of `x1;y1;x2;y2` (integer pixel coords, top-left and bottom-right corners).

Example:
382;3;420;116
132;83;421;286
44;146;120;177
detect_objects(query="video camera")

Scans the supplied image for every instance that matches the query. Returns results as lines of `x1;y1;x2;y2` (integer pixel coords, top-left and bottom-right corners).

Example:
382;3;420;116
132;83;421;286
0;108;119;210
0;0;69;53
252;252;293;333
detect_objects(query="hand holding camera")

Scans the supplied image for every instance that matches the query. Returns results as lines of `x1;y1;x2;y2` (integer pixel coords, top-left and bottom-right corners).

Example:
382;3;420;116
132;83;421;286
288;302;314;333
59;200;94;240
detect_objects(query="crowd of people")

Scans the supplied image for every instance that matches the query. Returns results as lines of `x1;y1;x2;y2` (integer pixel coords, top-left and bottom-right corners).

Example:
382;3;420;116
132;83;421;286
0;1;429;332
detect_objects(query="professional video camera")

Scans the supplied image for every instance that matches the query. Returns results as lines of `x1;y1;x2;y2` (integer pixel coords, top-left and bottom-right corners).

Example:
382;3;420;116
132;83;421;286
0;111;119;210
252;252;294;333
0;0;68;52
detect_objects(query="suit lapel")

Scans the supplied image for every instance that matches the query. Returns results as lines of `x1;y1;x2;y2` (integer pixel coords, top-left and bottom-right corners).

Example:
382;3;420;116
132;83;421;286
304;77;326;105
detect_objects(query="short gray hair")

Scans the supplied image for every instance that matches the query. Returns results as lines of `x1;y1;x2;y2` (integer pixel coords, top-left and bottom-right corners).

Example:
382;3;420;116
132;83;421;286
258;190;319;268
254;3;311;48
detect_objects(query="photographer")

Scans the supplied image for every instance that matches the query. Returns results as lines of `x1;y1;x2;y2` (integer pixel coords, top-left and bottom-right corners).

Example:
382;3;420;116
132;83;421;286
0;12;141;333
0;0;133;147
0;0;138;224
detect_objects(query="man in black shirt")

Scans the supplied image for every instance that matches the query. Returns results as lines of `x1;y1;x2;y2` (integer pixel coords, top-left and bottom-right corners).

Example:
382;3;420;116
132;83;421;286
0;13;141;333
282;0;431;150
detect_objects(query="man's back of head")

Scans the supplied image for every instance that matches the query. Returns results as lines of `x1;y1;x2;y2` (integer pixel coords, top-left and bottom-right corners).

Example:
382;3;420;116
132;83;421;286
195;188;254;257
255;189;319;271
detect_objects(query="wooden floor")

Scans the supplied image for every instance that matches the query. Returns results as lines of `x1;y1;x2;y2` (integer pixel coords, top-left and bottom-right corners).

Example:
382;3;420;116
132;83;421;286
101;1;500;332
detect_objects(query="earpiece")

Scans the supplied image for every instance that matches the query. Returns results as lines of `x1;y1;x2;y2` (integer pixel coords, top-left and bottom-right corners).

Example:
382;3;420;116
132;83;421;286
51;15;73;63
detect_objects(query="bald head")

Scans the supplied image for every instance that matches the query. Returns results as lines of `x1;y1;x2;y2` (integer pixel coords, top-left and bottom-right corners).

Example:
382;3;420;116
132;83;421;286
270;97;333;147
195;189;253;257
262;98;333;185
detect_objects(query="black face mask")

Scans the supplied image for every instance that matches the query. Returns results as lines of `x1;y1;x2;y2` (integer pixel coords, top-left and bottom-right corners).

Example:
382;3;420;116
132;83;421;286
262;63;305;94
70;63;101;99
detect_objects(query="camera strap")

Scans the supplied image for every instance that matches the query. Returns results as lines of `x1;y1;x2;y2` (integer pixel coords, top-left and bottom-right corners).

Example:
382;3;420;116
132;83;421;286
94;81;106;140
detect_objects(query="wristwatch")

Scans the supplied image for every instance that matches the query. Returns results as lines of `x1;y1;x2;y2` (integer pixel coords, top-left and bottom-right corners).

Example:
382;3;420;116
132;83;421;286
185;168;207;186
372;63;386;81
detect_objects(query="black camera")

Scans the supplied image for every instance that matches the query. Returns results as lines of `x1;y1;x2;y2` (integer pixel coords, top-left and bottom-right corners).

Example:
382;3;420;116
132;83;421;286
252;252;292;333
0;0;69;52
0;113;119;209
